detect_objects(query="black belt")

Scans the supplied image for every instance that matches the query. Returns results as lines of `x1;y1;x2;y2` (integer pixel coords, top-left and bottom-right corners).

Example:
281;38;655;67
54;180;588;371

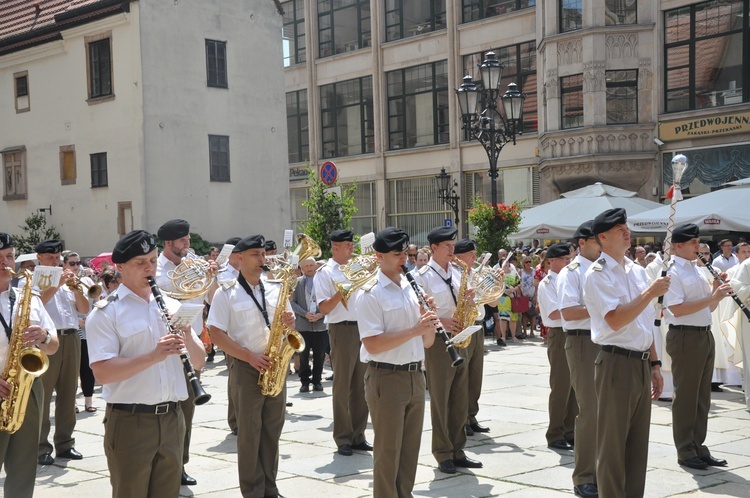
59;328;78;336
333;320;358;326
601;345;650;361
566;329;591;336
109;402;178;415
368;361;422;372
669;324;711;333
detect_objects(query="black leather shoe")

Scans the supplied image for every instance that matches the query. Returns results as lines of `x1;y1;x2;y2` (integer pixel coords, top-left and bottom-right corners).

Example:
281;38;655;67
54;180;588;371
566;438;575;448
181;470;197;486
453;456;483;468
338;444;353;456
38;453;54;465
700;455;728;467
438;459;457;474
57;448;83;460
573;483;599;497
678;456;709;470
548;439;573;450
231;427;238;436
312;383;324;391
496;338;507;347
465;424;474;436
299;384;310;393
470;422;490;433
351;440;373;451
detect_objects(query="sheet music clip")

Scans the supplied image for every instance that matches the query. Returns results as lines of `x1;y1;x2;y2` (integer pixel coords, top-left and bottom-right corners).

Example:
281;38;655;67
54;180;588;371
448;325;481;345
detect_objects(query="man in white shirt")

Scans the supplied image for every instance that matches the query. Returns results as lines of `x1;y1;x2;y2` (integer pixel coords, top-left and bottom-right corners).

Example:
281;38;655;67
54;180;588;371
712;239;739;273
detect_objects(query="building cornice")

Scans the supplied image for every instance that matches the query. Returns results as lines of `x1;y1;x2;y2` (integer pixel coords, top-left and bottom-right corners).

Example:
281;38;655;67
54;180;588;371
537;23;656;53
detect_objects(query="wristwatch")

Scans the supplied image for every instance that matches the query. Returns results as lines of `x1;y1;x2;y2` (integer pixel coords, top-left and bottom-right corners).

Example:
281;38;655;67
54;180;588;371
650;360;662;368
42;331;51;345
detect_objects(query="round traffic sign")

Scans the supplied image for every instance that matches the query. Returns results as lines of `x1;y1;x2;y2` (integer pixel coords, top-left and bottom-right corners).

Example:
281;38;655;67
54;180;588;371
320;161;338;186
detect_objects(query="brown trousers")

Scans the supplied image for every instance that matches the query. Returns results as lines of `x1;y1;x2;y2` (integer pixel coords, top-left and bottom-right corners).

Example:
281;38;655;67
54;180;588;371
180;369;197;466
0;378;43;498
226;354;237;432
666;327;715;460
425;334;469;463
365;365;425;498
466;329;484;425
39;332;80;455
565;333;598;485
328;322;369;446
595;350;652;498
546;327;577;443
103;403;184;498
232;359;286;498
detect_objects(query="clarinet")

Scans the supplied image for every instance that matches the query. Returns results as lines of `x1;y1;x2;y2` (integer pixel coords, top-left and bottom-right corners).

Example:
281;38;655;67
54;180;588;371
697;255;750;322
147;277;212;405
402;266;464;368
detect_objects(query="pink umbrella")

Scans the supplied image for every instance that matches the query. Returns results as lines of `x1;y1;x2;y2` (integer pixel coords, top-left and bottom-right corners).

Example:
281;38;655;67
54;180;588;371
88;252;113;271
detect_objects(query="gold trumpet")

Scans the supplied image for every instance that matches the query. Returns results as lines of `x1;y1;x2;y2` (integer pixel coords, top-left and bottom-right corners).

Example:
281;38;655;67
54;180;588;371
335;254;379;309
66;275;102;299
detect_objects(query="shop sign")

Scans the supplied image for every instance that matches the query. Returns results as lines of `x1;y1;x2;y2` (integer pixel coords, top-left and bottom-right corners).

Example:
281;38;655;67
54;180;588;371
659;110;750;141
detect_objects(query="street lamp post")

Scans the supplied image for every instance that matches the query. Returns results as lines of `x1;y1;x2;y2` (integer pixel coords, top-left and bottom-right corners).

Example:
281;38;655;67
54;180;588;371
435;167;460;226
455;51;525;210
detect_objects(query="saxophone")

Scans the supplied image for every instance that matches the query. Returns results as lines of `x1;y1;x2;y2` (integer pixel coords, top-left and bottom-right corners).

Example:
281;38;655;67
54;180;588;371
450;256;477;349
0;269;50;433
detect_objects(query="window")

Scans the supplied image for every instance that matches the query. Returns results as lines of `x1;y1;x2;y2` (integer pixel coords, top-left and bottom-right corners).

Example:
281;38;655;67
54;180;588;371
463;41;538;133
2;146;27;200
605;0;637;25
320;77;374;158
561;74;584;129
209;135;230;182
385;0;446;42
290;187;309;233
661;144;750;198
282;0;306;67
388;176;450;247
387;61;449;149
206;39;228;88
91;152;108;188
560;0;582;32
287;90;309;163
86;34;113;100
14;71;29;113
606;70;638;124
351;182;377;234
461;0;535;24
318;0;371;57
60;145;76;185
117;201;133;236
665;0;746;112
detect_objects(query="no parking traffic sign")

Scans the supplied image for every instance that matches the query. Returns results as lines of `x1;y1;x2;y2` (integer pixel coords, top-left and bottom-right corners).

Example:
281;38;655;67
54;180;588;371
320;161;338;186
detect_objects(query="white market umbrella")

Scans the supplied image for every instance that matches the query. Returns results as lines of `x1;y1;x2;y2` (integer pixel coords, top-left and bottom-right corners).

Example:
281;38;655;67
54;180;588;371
628;183;750;234
513;183;663;239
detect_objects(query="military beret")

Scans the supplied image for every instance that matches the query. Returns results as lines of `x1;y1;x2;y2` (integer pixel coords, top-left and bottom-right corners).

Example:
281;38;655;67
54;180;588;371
0;233;13;250
427;226;458;245
264;240;277;252
591;208;627;235
372;227;409;253
330;229;354;242
112;230;157;264
234;235;265;253
453;239;477;254
35;239;63;254
547;242;571;259
225;237;242;252
671;223;700;243
157;219;190;241
573;220;595;241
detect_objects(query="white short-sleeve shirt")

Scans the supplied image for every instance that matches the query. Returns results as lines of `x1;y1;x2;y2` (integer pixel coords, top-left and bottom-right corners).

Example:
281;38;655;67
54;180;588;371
414;259;460;319
558;255;595;331
664;255;712;327
0;288;56;366
314;258;357;323
44;285;79;330
538;270;563;328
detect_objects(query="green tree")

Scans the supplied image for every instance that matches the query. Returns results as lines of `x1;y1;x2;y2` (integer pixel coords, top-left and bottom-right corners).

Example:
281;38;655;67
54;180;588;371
300;166;357;259
13;213;61;255
468;197;522;265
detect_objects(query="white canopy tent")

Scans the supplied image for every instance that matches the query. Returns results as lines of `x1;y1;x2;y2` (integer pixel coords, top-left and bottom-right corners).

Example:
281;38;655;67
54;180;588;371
512;183;663;240
628;183;750;234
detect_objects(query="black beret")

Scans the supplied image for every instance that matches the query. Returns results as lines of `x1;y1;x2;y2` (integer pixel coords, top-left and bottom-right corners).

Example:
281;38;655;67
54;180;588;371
671;223;700;243
591;208;627;235
234;235;265;253
35;239;63;254
547;242;571;259
372;227;409;253
264;240;277;252
330;229;354;242
427;226;458;245
112;230;157;264
454;239;477;254
226;236;241;246
157;219;190;241
0;233;13;250
573;220;595;241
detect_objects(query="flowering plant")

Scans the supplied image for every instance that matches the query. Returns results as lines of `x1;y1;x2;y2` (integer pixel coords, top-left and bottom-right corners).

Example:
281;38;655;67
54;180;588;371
468;197;523;263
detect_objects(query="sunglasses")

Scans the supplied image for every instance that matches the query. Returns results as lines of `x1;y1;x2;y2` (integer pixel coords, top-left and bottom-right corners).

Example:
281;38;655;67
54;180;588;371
407;253;417;258
67;261;82;266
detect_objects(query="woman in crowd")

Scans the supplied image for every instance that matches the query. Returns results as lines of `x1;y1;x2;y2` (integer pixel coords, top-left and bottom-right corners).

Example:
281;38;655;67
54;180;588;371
519;256;537;337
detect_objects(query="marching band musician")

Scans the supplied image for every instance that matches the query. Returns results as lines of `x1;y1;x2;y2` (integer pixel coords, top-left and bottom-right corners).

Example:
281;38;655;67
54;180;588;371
355;227;437;497
663;224;732;470
415;226;481;474
313;229;372;456
452;239;490;436
35;239;89;466
558;221;601;498
582;208;667;498
207;234;295;498
86;230;206;498
0;233;58;498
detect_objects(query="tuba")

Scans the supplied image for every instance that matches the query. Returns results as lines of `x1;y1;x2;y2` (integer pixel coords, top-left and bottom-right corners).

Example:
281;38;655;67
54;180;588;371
0;269;50;433
165;250;216;300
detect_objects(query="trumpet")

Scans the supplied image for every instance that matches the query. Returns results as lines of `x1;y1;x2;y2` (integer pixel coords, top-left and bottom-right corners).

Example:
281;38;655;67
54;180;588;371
66;275;102;299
